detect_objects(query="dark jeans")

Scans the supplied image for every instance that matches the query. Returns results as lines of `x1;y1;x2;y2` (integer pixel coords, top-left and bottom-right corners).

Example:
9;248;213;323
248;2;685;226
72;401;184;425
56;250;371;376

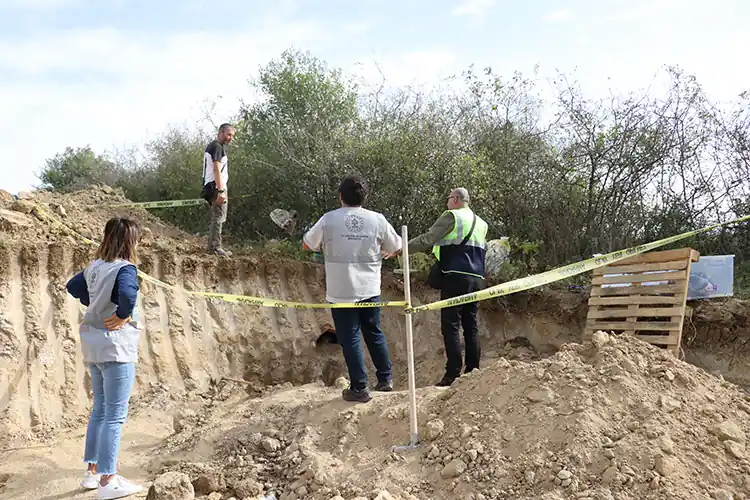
440;274;484;378
330;296;392;392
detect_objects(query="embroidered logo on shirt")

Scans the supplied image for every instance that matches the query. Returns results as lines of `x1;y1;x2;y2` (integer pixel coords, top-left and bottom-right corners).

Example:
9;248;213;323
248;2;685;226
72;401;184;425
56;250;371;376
345;215;365;233
89;267;100;288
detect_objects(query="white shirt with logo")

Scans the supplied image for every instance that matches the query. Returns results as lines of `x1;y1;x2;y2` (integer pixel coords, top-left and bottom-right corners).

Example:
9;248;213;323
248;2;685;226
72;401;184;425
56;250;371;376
203;139;228;188
303;207;402;303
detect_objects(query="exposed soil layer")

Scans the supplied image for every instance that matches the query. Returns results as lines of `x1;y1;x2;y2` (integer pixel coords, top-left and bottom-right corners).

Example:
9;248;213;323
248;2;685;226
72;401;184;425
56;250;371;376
139;333;750;500
1;186;750;500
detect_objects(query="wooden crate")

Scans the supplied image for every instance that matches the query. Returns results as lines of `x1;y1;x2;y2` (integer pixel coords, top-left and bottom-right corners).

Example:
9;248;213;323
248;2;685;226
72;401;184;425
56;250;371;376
585;248;700;354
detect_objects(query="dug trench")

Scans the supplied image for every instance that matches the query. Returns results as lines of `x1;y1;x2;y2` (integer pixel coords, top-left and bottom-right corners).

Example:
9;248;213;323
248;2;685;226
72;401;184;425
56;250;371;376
0;237;750;439
0;241;578;442
3;235;750;498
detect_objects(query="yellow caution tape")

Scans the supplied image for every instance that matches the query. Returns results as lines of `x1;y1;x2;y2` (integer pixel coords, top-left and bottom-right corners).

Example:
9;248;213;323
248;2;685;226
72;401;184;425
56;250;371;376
39;199;748;313
34;204;405;309
109;199;207;209
141;272;406;309
407;214;750;313
192;291;406;309
138;272;406;308
108;194;251;209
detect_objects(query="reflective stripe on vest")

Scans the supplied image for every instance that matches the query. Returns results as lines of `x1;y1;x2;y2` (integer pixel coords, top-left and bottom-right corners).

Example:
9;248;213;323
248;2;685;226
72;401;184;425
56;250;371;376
432;207;488;277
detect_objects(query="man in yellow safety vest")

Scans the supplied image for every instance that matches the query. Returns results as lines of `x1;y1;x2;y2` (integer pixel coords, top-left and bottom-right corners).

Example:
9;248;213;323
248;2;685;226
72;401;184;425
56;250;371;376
407;187;489;386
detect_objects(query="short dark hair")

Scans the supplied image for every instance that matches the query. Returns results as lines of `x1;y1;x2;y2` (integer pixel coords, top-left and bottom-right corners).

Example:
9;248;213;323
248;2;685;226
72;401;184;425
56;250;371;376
218;123;234;133
96;217;141;263
339;175;367;206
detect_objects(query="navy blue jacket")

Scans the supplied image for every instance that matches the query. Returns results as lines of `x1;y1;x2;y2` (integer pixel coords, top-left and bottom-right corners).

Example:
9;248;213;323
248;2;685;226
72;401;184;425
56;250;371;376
66;264;139;320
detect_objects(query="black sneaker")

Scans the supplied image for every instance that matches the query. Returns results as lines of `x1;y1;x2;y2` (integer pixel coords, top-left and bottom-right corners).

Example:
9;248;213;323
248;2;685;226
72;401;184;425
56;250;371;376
342;388;372;403
436;375;456;387
374;380;393;392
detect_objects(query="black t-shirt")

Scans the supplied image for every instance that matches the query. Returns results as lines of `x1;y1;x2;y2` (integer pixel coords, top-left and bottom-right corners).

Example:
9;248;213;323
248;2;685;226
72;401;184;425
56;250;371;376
203;140;228;185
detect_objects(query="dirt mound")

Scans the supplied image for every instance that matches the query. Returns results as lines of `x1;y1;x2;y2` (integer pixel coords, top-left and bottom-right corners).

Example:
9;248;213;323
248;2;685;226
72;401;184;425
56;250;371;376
146;334;750;500
5;185;750;499
414;333;750;500
0;185;204;252
0;184;582;448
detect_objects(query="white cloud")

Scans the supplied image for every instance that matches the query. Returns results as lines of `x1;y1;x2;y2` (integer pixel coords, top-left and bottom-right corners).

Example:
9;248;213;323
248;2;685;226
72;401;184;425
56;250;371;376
564;0;749;103
1;0;746;196
0;24;328;76
450;0;495;17
0;35;460;194
0;0;74;9
592;0;695;25
341;21;372;35
544;9;572;22
0;21;330;192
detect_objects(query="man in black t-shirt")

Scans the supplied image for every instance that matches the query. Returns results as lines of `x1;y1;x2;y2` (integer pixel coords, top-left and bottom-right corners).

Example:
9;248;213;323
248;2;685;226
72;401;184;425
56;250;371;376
201;123;235;257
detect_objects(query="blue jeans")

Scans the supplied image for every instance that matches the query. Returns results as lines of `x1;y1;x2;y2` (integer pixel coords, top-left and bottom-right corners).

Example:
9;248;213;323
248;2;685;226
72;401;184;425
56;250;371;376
83;362;136;475
330;296;392;392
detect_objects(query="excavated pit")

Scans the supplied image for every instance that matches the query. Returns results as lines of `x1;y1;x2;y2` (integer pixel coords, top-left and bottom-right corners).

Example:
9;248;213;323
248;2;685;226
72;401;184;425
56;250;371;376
2;185;750;454
3;238;750;444
0;240;581;442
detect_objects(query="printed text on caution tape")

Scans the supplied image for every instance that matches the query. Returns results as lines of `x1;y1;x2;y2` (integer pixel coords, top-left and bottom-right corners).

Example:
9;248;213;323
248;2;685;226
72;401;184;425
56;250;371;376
407;214;750;313
34;206;405;309
108;194;252;209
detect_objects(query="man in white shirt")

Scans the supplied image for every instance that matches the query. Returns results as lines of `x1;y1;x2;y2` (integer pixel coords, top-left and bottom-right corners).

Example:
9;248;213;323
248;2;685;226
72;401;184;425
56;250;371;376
303;175;402;402
201;123;235;257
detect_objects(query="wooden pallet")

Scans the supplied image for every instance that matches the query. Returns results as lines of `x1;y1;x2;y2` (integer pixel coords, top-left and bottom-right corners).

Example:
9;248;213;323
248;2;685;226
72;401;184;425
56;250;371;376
585;248;700;355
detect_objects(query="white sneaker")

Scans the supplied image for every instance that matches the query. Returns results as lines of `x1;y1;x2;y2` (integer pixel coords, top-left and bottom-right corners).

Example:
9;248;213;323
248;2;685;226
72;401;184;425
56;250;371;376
80;470;100;490
97;475;143;500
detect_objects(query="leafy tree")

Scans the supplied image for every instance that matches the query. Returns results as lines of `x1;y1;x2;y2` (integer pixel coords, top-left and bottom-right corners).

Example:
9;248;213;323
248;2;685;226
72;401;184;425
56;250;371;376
34;51;750;290
115;128;210;233
227;48;361;239
39;146;120;191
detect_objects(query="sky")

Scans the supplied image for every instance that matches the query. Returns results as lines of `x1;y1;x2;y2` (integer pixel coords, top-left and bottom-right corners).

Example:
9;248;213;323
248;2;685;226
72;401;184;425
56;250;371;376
0;0;748;194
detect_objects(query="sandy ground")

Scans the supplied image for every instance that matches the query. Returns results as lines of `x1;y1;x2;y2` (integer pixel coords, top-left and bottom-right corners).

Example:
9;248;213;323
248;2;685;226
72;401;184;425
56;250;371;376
0;406;172;500
4;186;750;499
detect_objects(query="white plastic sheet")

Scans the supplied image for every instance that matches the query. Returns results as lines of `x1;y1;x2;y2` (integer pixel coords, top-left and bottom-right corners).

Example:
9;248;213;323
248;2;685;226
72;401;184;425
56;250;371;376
485;237;511;278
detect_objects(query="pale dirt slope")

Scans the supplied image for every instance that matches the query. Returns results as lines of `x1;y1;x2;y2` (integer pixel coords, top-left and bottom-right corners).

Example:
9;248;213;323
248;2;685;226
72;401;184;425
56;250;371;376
0;186;581;448
2;186;750;499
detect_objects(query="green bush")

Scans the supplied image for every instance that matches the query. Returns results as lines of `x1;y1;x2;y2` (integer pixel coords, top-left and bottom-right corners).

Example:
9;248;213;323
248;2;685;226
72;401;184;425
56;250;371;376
37;51;750;294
